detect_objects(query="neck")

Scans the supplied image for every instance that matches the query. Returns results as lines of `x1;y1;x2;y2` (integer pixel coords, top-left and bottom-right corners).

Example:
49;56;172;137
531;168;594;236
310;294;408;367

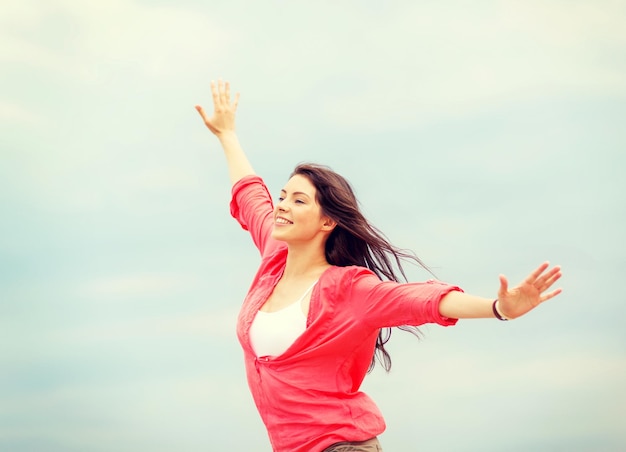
283;242;331;280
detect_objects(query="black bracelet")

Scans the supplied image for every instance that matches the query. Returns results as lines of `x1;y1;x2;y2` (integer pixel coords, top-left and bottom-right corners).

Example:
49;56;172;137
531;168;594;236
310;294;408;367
492;299;509;321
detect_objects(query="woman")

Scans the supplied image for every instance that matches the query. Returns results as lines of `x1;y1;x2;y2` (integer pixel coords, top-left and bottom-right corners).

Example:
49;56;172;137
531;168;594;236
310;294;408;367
195;80;562;452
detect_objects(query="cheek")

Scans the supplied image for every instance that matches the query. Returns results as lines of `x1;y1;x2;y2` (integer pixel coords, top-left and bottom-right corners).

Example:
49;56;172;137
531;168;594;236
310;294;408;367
304;208;324;224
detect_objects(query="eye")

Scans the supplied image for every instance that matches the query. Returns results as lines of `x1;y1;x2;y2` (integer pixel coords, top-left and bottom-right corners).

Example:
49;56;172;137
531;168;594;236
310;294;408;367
277;196;284;202
295;199;305;204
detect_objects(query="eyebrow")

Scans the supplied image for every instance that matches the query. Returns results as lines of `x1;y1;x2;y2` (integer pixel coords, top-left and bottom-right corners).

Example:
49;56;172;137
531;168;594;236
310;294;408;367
280;189;311;199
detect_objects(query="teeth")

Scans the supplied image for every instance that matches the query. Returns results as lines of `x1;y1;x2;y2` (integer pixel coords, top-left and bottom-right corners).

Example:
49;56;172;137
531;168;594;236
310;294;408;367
276;217;292;225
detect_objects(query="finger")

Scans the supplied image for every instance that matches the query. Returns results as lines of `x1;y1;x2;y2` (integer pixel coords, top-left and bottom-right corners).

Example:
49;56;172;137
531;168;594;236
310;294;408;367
210;80;220;109
233;92;240;111
534;265;560;289
524;261;550;284
218;78;226;105
225;81;231;105
540;287;562;303
539;270;562;292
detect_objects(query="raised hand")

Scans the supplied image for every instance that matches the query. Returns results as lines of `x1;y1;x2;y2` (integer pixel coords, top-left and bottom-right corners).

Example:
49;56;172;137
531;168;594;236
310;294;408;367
496;262;562;319
195;79;240;137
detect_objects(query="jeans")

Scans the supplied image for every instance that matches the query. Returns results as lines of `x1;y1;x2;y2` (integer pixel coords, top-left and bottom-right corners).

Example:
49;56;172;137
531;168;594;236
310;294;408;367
321;437;383;451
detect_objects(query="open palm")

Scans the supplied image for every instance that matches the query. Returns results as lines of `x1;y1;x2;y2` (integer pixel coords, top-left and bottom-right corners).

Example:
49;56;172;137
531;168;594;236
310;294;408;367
497;262;562;319
195;79;239;137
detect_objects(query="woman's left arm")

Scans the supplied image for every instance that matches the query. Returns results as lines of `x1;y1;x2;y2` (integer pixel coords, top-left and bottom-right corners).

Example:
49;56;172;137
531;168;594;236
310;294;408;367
438;262;562;320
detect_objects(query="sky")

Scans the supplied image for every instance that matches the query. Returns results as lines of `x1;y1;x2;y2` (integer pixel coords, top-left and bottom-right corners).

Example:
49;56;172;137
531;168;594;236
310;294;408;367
1;0;625;450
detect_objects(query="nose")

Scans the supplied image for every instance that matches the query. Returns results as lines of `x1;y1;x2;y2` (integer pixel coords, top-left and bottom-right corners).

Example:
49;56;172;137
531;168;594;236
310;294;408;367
276;199;288;212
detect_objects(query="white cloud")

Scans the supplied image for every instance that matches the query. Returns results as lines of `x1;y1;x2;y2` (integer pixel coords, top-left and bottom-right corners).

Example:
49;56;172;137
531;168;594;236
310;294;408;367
56;165;206;214
0;0;233;82
0;373;255;451
310;1;626;128
0;101;46;125
1;1;624;450
52;308;239;343
78;272;199;298
133;166;202;191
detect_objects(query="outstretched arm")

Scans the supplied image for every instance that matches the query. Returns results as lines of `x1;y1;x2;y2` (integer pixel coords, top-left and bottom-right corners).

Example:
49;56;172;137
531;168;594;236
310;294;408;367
195;79;255;185
439;262;562;320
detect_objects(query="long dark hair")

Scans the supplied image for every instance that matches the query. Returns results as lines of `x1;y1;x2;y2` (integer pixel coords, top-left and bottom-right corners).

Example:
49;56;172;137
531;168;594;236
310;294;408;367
291;163;433;372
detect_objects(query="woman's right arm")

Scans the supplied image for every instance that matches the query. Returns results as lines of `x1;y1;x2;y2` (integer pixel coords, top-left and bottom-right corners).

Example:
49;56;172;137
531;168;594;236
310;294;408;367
195;79;255;185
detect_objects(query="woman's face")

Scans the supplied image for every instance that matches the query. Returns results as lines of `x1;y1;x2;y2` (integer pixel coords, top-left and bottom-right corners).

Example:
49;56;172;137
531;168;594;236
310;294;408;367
271;174;333;243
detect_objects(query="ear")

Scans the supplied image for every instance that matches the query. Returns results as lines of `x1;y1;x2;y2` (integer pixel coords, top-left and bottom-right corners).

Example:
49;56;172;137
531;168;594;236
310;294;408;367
321;216;337;232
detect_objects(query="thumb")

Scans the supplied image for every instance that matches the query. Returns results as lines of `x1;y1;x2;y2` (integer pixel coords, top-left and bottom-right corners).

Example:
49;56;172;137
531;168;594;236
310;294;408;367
195;105;208;121
498;274;508;298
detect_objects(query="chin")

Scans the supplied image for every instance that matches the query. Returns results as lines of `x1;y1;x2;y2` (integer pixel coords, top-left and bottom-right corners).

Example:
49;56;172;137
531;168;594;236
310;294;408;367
270;229;288;242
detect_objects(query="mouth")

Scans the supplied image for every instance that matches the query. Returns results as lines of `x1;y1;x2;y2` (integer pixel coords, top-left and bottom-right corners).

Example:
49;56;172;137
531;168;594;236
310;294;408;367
275;216;293;225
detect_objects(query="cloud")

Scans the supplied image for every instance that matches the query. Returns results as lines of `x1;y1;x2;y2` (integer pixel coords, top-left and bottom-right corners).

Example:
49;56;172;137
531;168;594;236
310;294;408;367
1;1;624;451
306;1;626;128
0;0;233;82
52;307;239;343
77;272;199;298
0;372;255;450
0;101;47;126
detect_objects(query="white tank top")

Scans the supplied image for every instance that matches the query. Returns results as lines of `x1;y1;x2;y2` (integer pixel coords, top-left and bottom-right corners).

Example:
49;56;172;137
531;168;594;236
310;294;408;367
249;281;317;357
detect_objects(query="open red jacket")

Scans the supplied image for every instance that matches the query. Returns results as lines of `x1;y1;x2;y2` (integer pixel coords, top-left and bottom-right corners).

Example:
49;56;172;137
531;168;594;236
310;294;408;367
230;175;461;452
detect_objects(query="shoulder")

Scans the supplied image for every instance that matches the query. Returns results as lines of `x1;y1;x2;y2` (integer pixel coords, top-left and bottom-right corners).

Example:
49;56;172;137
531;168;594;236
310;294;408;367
231;174;267;193
230;175;272;207
320;265;381;295
323;265;377;280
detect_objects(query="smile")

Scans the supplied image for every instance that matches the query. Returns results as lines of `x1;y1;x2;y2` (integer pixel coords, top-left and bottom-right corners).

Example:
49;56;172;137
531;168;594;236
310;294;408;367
275;217;293;225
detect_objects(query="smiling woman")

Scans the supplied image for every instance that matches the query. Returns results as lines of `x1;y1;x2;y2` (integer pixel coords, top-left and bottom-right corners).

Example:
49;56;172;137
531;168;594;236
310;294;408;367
271;174;335;246
194;80;563;452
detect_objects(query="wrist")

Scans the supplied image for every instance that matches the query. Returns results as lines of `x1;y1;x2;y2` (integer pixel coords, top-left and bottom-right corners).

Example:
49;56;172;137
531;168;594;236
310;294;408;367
492;299;511;321
217;130;238;142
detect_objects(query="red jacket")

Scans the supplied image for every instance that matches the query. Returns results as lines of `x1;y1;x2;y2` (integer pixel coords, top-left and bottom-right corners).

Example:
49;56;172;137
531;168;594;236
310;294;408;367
230;175;461;452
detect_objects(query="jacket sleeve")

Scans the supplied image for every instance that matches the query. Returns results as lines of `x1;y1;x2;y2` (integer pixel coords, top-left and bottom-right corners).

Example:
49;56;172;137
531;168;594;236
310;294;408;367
347;267;462;328
229;175;280;257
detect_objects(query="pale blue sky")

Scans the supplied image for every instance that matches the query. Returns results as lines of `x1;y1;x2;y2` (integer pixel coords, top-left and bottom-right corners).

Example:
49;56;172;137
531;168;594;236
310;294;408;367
1;0;625;451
